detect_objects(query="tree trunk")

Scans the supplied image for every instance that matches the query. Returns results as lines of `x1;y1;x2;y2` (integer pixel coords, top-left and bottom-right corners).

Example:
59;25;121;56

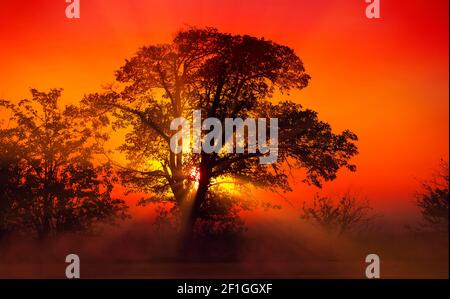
178;158;211;260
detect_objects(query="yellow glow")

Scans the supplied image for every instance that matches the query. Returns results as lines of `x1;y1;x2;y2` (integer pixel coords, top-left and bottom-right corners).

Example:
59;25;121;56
211;176;240;196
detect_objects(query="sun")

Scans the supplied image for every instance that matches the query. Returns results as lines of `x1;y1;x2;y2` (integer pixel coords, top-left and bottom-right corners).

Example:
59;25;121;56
190;167;200;189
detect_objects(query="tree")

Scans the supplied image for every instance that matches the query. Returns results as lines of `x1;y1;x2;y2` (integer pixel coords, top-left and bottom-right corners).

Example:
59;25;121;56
415;160;449;233
82;28;358;249
301;193;374;236
0;129;24;239
0;89;129;239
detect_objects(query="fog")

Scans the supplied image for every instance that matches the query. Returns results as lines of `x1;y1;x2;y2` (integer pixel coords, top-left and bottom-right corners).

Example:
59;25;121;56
0;205;447;278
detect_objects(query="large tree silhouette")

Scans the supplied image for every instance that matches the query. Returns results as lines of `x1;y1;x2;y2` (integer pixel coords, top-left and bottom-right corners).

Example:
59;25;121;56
83;28;358;248
0;89;129;239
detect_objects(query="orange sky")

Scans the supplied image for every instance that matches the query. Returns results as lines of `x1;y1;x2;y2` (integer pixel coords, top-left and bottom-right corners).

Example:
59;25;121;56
0;0;448;221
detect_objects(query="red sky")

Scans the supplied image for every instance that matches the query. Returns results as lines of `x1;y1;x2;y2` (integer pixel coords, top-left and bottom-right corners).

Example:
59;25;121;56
0;0;448;221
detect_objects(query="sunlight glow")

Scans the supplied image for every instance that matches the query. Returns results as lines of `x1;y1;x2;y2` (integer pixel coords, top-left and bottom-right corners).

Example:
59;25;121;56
190;167;200;189
211;176;240;196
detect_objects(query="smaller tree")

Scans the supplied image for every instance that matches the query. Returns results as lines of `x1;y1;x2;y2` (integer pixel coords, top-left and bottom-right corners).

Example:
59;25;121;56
0;89;129;239
415;160;449;234
301;193;374;236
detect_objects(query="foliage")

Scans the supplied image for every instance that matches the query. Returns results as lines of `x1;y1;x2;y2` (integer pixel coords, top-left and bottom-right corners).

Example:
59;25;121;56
0;89;129;239
301;193;374;236
415;160;449;233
